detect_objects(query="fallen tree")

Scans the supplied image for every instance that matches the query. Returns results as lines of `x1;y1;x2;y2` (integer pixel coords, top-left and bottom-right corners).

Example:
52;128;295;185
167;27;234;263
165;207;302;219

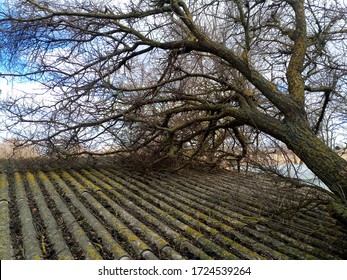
0;0;346;207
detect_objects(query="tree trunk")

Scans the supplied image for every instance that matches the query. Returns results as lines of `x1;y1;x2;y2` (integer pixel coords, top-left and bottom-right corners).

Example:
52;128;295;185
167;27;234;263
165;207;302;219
283;120;347;204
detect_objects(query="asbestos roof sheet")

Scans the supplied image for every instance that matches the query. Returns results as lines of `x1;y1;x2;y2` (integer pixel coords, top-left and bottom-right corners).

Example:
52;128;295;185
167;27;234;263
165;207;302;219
0;166;346;260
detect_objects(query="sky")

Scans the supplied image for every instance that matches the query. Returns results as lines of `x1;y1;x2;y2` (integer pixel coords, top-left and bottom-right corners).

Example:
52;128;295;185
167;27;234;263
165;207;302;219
0;0;346;147
0;76;47;140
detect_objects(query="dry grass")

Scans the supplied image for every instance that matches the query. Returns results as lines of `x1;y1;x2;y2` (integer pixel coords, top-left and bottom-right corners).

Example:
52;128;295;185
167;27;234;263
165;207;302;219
337;150;347;161
0;141;39;159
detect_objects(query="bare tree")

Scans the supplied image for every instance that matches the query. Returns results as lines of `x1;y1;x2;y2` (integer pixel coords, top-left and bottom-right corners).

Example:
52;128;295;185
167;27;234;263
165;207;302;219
0;0;347;206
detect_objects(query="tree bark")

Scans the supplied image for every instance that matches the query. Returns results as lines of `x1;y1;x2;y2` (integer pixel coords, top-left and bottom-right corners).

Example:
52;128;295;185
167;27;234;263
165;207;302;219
282;120;347;203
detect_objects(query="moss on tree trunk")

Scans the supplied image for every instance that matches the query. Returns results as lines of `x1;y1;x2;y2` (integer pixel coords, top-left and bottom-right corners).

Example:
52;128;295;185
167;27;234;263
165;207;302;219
282;121;347;205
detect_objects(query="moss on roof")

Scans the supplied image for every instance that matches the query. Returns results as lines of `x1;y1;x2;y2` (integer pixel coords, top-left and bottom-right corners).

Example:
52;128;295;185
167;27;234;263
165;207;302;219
0;164;346;260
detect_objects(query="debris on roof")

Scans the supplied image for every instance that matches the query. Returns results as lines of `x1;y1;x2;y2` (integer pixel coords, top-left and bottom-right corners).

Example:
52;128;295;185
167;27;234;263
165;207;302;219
1;165;346;260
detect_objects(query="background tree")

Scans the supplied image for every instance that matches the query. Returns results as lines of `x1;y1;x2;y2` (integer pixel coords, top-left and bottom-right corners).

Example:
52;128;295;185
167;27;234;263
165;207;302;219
0;0;347;206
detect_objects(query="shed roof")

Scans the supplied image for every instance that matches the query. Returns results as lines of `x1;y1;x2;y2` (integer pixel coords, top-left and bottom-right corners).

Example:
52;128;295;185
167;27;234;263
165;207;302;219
1;165;346;260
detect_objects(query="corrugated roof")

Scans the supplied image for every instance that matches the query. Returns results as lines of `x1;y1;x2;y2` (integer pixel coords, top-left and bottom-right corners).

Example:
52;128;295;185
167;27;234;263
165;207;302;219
0;166;346;260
